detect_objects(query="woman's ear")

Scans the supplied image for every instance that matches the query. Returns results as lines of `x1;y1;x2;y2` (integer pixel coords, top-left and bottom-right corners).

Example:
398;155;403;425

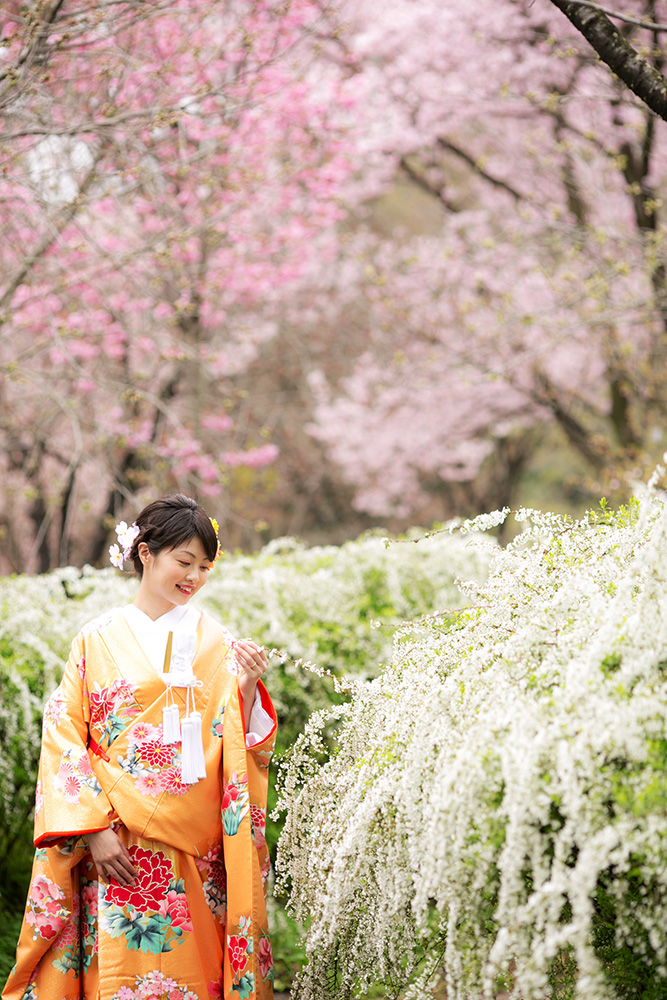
137;541;151;566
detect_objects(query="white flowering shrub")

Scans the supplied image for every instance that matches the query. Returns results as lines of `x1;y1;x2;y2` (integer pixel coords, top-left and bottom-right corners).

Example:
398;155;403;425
202;531;491;744
0;529;488;917
275;488;667;1000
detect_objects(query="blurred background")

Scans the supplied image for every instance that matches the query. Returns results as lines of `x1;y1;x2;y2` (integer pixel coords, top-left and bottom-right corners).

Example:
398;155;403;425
1;0;665;574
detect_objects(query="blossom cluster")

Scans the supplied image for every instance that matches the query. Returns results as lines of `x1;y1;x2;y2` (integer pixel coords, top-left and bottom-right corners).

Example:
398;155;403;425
276;484;667;999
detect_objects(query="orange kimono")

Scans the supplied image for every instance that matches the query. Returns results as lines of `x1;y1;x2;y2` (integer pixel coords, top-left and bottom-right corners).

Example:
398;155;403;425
3;608;277;1000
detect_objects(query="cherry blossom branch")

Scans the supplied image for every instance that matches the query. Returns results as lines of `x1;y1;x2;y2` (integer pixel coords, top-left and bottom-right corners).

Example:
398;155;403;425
0;148;107;314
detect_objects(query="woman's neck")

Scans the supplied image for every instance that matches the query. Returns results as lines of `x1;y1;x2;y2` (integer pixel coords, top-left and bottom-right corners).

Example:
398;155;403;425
132;584;176;621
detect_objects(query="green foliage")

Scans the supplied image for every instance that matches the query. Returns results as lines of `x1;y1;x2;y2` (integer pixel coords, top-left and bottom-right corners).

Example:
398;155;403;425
592;872;667;1000
0;645;43;909
0;910;22;984
266;892;309;993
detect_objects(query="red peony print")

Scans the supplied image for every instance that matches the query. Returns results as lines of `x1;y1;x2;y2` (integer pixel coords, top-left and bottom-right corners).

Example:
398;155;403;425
207;973;223;1000
81;883;98;919
228;934;249;974
106;846;172;909
159;890;193;932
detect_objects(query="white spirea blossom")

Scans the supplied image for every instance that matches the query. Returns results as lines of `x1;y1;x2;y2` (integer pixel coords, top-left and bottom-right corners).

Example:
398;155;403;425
275;493;667;1000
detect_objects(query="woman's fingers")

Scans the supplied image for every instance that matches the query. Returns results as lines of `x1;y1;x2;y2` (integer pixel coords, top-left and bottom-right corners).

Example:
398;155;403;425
234;638;268;678
113;841;139;884
106;854;137;886
88;828;138;886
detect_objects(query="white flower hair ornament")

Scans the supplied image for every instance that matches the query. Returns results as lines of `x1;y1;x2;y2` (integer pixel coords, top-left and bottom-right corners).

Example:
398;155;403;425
109;521;141;569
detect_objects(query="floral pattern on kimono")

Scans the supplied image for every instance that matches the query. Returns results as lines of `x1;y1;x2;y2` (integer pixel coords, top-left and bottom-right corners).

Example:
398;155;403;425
211;696;230;738
55;749;103;804
227;917;255;1000
24;875;69;943
195;844;227;922
118;722;190;797
257;932;273;985
221;772;249;837
100;846;193;954
52;873;98;976
89;677;142;749
110;970;200;1000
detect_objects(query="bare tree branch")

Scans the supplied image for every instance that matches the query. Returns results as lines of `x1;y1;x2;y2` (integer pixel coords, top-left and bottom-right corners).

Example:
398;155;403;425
548;1;667;121
437;138;525;201
398;156;458;211
556;0;667;32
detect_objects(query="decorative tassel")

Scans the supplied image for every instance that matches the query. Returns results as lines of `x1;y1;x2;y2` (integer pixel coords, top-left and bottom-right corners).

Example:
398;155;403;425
189;711;207;779
162;702;181;744
161;629;204;783
180;717;200;784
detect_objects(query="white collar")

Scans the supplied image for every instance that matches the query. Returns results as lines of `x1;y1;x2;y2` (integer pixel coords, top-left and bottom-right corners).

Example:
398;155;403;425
122;604;201;674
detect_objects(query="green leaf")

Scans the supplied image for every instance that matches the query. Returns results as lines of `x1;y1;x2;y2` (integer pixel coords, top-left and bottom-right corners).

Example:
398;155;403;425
232;973;255;999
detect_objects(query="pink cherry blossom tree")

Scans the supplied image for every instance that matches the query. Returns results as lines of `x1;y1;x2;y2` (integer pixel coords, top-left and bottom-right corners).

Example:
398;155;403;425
0;0;358;571
3;0;667;571
303;0;667;522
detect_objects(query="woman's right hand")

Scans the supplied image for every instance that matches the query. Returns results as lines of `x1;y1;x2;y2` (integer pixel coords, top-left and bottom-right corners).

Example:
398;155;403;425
87;829;138;886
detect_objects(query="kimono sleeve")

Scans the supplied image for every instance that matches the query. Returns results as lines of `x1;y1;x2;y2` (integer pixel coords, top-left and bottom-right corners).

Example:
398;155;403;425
34;631;114;846
239;680;277;758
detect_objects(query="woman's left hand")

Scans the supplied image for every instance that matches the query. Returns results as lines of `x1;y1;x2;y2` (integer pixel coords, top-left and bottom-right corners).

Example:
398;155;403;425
234;639;268;728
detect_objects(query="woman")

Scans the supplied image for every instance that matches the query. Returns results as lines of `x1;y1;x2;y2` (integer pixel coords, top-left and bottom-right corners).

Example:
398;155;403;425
3;495;277;1000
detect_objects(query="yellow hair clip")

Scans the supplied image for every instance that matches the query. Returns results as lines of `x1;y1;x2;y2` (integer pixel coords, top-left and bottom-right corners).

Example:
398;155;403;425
208;517;222;570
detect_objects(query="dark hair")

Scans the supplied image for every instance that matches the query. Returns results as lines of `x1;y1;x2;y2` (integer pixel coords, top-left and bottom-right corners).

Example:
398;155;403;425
128;494;219;577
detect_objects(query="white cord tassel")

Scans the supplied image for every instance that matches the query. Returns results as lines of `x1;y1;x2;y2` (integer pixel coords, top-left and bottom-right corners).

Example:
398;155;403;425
189;710;207;779
180;717;200;784
160;630;204;783
162;702;181;744
179;684;206;784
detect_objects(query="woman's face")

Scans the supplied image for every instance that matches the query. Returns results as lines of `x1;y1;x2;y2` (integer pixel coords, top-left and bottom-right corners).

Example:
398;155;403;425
140;535;211;609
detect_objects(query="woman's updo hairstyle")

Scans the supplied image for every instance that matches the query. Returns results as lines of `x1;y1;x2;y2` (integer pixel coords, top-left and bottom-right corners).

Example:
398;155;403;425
127;494;219;577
